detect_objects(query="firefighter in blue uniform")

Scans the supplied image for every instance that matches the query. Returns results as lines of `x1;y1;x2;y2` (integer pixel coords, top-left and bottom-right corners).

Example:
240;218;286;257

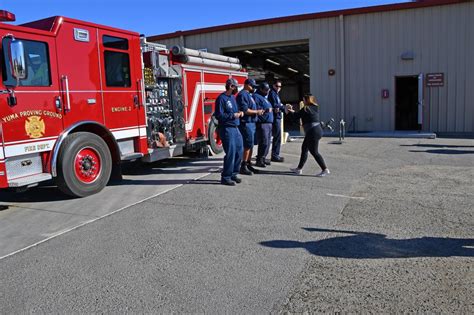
214;78;244;186
268;80;286;162
253;82;273;168
237;78;264;175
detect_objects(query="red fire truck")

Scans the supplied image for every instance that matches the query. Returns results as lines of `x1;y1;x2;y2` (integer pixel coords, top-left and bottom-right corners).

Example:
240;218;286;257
0;11;247;197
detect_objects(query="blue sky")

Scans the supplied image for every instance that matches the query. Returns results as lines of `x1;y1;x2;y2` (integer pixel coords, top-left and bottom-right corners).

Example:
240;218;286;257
2;0;409;36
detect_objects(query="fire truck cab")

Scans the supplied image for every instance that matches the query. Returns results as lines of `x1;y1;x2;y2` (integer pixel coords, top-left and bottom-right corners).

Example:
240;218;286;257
0;11;246;197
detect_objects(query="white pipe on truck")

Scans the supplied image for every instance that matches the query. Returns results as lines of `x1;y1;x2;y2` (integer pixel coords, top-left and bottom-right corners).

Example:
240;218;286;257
172;45;240;64
181;55;242;71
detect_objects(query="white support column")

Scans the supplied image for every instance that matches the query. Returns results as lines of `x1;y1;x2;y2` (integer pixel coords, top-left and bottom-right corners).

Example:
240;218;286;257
339;14;346;121
418;73;424;127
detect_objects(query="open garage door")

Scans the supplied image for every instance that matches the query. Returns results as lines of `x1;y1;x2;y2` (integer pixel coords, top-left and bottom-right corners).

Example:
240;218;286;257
223;42;309;131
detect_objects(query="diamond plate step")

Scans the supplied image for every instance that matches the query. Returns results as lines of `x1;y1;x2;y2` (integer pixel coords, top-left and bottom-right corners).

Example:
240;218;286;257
8;173;52;188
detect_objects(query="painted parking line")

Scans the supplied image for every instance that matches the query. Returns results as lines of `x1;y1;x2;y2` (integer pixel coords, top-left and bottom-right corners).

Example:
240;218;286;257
326;193;365;200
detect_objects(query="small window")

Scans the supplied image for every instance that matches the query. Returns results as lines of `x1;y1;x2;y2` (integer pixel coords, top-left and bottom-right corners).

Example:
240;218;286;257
103;35;129;50
2;38;51;87
104;51;131;87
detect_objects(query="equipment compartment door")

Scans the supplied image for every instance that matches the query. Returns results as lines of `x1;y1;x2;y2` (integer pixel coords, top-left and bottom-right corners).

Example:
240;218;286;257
201;71;227;139
0;32;63;158
183;69;205;140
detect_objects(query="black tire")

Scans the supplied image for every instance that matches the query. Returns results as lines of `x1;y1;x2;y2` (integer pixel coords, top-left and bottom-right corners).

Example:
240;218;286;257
55;132;112;197
208;118;223;155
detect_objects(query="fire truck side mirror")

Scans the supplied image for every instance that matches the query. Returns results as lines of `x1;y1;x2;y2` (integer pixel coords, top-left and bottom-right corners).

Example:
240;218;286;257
9;39;27;81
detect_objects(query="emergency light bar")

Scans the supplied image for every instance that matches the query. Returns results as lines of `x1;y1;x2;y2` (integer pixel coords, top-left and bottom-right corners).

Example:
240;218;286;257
0;10;15;22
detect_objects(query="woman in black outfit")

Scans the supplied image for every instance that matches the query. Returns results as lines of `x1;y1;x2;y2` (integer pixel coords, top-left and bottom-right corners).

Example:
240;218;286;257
286;94;330;177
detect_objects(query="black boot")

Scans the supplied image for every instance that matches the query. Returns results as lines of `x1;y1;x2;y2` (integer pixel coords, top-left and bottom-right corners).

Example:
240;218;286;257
221;179;236;186
271;156;285;162
255;157;266;168
231;176;242;183
240;162;252;175
247;161;260;174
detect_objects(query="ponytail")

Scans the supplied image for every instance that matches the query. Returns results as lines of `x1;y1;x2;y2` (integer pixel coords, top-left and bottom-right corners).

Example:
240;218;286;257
302;94;318;112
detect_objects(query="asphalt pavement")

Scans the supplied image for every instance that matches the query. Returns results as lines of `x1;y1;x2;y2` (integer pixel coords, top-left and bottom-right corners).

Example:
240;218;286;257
0;137;472;313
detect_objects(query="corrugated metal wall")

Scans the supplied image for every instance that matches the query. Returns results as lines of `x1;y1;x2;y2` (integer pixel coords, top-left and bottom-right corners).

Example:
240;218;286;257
344;2;474;132
153;2;474;133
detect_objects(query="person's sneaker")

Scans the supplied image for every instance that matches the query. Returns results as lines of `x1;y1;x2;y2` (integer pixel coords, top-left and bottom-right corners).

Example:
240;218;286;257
290;167;302;175
264;159;271;165
240;163;252;176
315;169;330;177
271;156;285;162
231;176;242;184
221;179;236;186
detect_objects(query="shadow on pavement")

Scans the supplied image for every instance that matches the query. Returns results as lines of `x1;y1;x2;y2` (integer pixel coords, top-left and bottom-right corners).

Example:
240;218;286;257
402;143;474;154
109;178;193;186
257;170;298;176
260;227;474;259
257;170;324;177
401;144;474;148
408;149;474;155
0;176;221;203
123;167;221;176
0;185;73;203
110;177;222;186
188;179;221;185
0;159;222;203
121;160;222;176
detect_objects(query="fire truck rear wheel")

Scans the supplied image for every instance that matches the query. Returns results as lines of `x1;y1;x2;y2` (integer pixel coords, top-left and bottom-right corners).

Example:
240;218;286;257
56;132;112;197
208;119;223;155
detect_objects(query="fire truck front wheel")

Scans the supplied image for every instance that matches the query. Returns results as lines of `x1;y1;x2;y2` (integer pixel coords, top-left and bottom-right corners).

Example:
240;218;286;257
208;119;223;155
56;132;112;197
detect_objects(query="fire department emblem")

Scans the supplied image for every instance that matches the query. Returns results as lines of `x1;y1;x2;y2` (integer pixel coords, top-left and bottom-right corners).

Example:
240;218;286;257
25;116;45;139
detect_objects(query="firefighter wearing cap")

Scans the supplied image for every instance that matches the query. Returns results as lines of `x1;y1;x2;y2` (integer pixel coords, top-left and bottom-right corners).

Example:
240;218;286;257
268;80;286;162
236;78;264;175
214;78;244;186
253;82;273;168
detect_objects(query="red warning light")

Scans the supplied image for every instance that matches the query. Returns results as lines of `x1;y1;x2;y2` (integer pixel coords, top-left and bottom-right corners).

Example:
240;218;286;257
0;10;16;22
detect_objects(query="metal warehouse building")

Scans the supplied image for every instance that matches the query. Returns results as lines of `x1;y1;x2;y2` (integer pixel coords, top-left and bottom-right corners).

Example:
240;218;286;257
149;0;474;134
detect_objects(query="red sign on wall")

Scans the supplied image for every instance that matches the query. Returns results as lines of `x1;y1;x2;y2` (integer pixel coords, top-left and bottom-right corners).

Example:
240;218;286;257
426;73;444;87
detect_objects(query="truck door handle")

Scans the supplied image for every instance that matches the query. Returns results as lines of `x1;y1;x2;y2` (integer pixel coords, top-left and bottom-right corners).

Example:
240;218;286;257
62;75;71;112
133;95;139;107
136;78;145;108
55;96;62;111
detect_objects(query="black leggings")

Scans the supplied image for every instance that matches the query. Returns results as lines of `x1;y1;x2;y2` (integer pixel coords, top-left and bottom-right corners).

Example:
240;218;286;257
297;125;327;170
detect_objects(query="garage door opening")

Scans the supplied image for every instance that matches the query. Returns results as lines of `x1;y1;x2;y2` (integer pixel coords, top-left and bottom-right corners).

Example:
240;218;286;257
224;42;309;131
